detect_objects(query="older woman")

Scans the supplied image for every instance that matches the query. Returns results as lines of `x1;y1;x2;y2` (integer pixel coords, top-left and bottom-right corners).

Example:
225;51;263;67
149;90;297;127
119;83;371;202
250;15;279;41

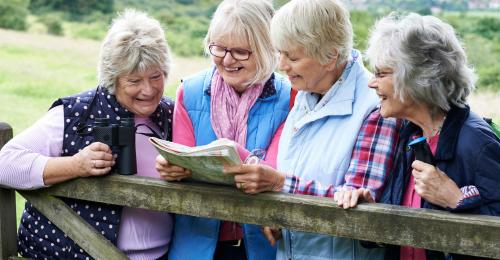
0;10;173;259
336;13;500;259
224;0;400;259
155;0;292;259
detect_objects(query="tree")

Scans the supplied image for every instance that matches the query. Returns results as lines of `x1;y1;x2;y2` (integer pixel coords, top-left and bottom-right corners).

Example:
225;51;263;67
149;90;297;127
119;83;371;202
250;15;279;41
29;0;114;19
0;0;29;31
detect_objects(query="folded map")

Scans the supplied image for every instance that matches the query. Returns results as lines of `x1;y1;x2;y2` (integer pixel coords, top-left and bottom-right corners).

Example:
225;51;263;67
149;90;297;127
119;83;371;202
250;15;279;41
149;137;242;185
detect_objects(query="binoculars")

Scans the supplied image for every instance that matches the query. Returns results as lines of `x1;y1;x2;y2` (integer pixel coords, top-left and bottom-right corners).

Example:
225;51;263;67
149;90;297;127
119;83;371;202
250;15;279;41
408;136;435;166
93;118;136;175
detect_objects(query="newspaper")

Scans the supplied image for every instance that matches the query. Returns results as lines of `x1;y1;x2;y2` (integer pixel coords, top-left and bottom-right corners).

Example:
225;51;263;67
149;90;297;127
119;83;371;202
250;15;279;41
149;137;242;185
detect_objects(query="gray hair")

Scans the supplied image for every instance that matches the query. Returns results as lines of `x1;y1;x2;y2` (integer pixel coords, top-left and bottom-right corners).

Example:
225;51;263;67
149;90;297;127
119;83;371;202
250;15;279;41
98;9;171;93
366;12;476;114
204;0;276;86
271;0;353;65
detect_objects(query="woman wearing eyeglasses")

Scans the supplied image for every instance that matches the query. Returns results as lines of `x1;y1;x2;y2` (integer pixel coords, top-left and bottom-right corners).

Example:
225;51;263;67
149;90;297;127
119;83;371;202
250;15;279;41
155;0;292;259
336;13;500;259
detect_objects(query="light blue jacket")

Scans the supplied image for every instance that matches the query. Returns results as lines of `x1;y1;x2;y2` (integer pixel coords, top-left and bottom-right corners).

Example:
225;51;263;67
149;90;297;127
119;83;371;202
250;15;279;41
168;68;291;260
276;50;385;260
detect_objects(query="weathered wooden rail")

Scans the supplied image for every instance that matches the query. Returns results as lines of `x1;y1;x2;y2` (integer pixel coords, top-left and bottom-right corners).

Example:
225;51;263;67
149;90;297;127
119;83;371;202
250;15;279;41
1;122;500;259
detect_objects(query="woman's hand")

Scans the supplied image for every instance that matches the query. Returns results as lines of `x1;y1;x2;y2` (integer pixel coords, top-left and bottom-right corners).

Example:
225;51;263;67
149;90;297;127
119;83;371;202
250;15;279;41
73;142;115;177
155;154;191;181
262;226;282;246
334;188;374;209
224;164;285;194
412;160;462;208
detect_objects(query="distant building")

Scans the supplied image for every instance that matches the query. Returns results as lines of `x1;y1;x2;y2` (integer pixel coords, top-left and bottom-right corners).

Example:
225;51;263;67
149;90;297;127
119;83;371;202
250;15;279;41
346;0;499;11
469;0;500;9
490;0;500;9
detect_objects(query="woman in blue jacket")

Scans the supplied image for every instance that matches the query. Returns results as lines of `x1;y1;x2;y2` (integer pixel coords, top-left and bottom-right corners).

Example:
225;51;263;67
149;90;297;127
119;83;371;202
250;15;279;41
336;13;500;259
155;0;291;259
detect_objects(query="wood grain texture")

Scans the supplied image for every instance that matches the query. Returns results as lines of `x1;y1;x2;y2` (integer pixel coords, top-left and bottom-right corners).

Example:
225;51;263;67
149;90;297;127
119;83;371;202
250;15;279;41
19;191;127;260
0;123;16;259
27;174;500;259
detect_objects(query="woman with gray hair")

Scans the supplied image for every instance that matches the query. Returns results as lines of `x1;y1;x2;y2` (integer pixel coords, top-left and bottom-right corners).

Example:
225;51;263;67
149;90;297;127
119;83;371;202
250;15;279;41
0;9;174;259
155;0;292;259
224;0;400;259
337;13;500;259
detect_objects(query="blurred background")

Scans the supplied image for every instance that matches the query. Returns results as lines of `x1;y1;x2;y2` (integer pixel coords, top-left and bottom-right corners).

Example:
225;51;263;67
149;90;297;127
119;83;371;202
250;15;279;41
1;0;499;134
0;0;499;230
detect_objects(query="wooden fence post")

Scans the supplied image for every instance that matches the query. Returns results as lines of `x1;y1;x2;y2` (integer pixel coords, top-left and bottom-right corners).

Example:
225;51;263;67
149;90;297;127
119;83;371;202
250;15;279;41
0;122;17;259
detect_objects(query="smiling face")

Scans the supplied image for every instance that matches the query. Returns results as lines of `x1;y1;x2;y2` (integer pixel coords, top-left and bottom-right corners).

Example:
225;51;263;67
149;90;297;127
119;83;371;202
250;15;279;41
211;36;257;93
368;67;413;118
115;68;164;117
277;47;336;95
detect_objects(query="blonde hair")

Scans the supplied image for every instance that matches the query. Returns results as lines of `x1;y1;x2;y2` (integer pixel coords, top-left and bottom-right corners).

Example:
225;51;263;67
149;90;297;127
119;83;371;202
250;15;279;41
271;0;353;65
204;0;276;86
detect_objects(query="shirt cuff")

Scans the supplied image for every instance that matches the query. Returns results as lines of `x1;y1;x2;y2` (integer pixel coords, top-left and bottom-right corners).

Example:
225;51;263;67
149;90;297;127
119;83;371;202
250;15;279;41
31;155;51;188
452;185;481;211
282;174;296;193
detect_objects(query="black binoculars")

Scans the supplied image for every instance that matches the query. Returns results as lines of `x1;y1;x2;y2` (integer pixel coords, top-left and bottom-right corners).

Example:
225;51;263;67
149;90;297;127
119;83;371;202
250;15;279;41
93;118;136;175
408;136;435;166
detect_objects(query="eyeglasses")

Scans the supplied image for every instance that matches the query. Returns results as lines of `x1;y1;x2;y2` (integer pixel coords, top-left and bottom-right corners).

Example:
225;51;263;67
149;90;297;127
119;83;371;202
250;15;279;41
374;71;394;79
208;44;252;61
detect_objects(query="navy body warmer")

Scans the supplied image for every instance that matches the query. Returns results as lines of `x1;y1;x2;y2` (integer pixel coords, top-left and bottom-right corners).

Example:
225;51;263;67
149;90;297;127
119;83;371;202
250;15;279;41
17;87;174;259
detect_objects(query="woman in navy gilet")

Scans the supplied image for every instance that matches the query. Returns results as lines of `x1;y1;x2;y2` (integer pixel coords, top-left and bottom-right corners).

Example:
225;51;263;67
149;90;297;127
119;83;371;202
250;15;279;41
337;13;500;260
0;9;174;259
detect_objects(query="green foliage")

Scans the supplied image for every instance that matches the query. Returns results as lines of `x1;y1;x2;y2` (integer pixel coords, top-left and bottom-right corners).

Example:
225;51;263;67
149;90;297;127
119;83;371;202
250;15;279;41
64;21;108;40
176;0;195;4
478;64;500;90
0;0;29;31
350;11;376;51
440;14;500;91
38;15;64;35
29;0;114;20
474;17;500;40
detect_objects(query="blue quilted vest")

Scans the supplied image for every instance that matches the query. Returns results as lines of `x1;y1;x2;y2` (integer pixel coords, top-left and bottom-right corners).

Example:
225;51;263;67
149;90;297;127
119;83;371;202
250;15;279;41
18;87;174;259
168;69;291;260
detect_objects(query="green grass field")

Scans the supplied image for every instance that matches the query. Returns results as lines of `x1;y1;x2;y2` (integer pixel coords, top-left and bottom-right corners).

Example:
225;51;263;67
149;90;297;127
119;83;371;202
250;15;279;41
1;28;499;227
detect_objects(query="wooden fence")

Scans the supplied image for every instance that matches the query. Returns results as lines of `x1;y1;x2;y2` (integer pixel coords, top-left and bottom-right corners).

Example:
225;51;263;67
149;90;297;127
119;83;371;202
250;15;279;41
1;122;500;259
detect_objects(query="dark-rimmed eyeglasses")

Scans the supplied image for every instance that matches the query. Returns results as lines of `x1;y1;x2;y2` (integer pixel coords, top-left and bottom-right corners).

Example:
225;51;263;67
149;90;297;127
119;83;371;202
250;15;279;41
208;44;252;61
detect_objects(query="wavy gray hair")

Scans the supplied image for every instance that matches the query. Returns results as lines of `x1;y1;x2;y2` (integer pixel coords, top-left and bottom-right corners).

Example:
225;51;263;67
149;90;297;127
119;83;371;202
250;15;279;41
271;0;353;65
98;9;171;93
366;12;476;115
204;0;276;86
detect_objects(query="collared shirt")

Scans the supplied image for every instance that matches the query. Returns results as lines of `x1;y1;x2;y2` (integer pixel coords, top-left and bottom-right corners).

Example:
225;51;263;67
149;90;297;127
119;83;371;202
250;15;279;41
282;109;400;200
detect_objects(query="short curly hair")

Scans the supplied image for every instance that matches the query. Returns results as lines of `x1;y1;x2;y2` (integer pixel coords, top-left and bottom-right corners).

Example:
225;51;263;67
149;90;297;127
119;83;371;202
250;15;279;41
366;12;476;115
98;9;171;93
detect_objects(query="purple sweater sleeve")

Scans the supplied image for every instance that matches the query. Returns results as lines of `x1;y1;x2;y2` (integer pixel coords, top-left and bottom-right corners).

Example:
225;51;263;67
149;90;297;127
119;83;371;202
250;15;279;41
0;105;64;189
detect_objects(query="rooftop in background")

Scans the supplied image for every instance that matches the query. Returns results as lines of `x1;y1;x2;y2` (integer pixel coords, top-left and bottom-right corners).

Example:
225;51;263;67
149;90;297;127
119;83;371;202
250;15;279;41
346;0;500;12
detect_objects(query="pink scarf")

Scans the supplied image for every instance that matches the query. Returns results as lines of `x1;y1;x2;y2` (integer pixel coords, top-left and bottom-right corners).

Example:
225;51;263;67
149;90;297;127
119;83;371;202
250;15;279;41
210;71;264;147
